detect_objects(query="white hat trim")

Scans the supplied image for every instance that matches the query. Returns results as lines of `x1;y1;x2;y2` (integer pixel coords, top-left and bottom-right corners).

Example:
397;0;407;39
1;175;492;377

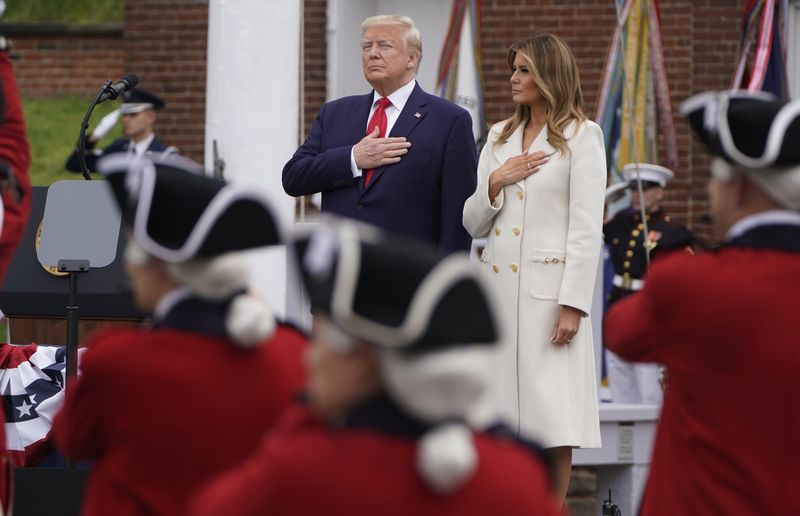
621;163;674;186
119;102;155;114
679;89;775;120
714;92;800;169
326;223;498;350
123;156;285;263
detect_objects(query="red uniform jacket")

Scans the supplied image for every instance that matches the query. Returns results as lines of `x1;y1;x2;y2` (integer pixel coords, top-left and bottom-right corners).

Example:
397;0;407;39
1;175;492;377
189;398;561;516
605;223;800;515
0;50;32;286
52;296;307;516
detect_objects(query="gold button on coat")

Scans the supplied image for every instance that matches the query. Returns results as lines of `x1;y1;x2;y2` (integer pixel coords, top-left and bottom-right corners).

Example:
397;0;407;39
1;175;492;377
517;191;524;200
623;260;631;268
495;227;501;236
632;229;640;237
512;227;520;236
626;250;633;258
492;264;499;273
510;263;518;272
629;240;636;247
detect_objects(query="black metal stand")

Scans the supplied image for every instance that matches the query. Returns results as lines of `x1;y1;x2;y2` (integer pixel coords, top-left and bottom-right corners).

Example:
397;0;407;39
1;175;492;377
75;80;114;181
57;259;89;470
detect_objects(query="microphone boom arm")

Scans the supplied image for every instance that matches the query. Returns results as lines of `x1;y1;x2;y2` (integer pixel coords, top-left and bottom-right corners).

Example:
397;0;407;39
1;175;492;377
75;79;113;181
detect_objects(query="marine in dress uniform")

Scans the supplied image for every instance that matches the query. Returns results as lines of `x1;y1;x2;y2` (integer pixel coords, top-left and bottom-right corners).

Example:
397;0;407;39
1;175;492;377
188;219;562;516
605;91;800;515
65;88;176;174
603;163;695;404
52;154;306;516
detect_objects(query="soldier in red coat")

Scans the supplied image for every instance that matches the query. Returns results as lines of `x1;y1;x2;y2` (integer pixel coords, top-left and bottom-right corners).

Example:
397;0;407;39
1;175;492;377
0;39;31;286
605;91;800;515
0;33;30;514
52;154;306;516
189;219;562;516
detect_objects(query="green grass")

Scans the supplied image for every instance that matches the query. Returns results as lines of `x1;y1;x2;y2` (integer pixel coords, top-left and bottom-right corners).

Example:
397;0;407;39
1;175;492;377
23;95;122;185
3;0;124;23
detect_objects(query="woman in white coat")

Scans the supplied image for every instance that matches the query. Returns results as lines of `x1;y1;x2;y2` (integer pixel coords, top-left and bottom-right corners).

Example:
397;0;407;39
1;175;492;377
463;31;606;504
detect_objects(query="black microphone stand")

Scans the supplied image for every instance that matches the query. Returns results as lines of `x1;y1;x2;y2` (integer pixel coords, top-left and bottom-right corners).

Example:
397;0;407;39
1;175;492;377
75;79;115;181
64;79;117;465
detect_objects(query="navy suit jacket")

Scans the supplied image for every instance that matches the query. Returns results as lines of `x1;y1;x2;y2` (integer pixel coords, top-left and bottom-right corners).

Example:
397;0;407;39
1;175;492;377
282;84;477;253
65;135;170;173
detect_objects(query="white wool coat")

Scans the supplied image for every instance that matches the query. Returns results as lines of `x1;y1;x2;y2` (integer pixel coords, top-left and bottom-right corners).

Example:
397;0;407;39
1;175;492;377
463;119;606;448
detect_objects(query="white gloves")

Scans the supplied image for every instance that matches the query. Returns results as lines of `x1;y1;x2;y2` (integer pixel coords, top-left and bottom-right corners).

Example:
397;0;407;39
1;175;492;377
91;109;120;141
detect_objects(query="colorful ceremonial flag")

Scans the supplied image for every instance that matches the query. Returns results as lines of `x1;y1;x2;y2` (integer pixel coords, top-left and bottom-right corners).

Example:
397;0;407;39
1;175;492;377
595;0;678;187
596;0;678;402
0;343;76;466
733;0;789;98
436;0;486;144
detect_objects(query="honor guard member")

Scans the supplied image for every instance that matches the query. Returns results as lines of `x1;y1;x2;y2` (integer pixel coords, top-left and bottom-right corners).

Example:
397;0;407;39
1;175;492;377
53;153;306;516
189;219;562;516
0;35;31;286
65;88;176;174
605;91;800;515
602;163;695;404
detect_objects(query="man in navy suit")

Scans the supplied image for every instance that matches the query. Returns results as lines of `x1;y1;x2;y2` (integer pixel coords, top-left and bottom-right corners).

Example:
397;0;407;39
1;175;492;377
66;88;176;173
282;15;477;253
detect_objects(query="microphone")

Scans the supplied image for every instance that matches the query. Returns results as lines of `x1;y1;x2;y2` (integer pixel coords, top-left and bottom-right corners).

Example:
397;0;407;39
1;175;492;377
98;74;138;103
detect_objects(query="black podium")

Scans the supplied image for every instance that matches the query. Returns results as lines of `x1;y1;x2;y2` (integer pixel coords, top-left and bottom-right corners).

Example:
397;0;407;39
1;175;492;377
0;185;143;345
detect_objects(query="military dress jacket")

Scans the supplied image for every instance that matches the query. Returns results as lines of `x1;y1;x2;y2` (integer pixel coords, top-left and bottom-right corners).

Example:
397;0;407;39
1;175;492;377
0;50;32;286
52;295;307;516
605;219;800;515
188;397;562;516
603;208;694;304
65;135;172;173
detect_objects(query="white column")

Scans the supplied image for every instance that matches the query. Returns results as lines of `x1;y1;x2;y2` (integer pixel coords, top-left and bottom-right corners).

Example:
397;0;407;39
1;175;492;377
205;0;301;319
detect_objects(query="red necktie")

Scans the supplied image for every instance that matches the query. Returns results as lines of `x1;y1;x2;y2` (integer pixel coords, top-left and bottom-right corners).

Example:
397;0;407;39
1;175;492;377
364;97;392;187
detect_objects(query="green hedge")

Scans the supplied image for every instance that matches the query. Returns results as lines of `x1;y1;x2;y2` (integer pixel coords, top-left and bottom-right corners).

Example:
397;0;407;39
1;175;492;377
3;0;124;23
23;95;122;185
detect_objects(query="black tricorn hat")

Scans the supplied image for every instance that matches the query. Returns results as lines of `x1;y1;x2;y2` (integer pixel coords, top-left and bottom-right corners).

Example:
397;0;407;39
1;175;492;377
120;88;165;113
680;90;800;169
97;153;283;262
291;218;499;353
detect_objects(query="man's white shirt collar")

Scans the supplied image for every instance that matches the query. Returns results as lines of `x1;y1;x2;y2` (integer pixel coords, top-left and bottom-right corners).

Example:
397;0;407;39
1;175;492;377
370;79;416;118
129;132;155;158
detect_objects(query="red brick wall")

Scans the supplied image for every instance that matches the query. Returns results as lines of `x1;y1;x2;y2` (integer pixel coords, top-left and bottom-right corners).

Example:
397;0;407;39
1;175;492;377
1;24;123;97
304;0;327;138
124;0;208;162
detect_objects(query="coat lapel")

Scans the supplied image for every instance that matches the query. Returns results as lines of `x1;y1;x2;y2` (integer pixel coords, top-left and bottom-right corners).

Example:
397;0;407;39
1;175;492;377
387;84;427;139
491;124;526;191
363;85;428;193
491;123;557;192
491;124;523;168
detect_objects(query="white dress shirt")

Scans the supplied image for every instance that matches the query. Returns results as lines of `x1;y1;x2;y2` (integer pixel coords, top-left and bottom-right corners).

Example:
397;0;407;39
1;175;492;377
129;132;155;158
